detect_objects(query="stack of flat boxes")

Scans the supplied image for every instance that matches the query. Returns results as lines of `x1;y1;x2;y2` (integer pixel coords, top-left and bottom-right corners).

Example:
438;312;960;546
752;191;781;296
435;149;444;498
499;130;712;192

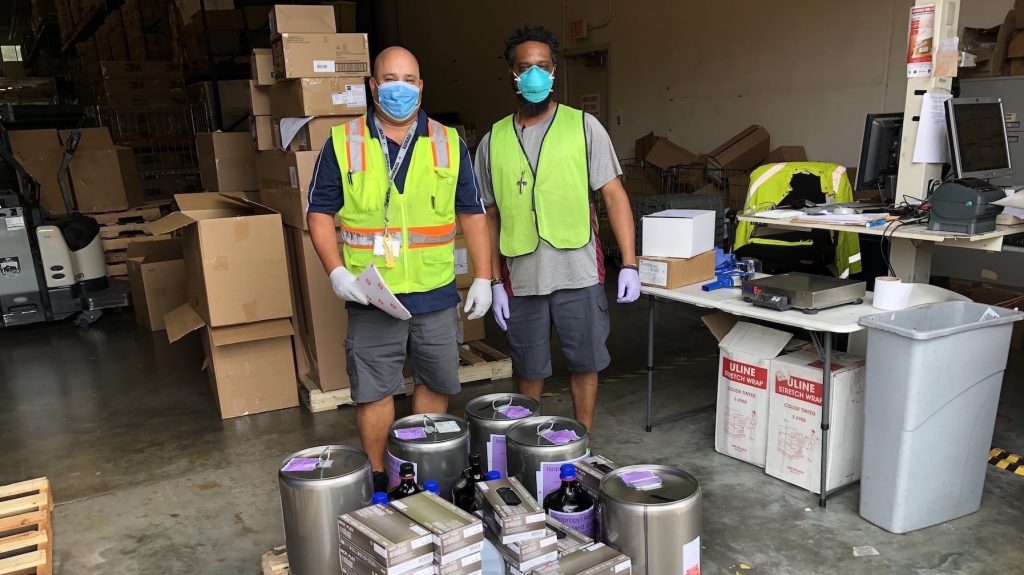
338;504;435;575
475;477;570;574
390;492;485;575
637;210;717;291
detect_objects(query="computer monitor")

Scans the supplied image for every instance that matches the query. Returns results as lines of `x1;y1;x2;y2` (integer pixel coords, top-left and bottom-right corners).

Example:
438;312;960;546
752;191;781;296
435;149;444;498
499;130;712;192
945;97;1012;180
855;113;904;201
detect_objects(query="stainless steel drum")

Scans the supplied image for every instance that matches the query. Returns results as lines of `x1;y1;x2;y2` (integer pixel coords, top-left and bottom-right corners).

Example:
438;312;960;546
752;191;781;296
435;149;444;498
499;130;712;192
506;416;589;503
278;445;373;575
387;413;470;501
465;393;542;476
598;465;702;575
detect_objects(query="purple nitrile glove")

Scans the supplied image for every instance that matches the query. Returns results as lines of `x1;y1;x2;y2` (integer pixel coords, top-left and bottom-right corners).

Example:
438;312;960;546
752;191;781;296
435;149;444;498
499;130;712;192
492;283;510;331
617;268;640;303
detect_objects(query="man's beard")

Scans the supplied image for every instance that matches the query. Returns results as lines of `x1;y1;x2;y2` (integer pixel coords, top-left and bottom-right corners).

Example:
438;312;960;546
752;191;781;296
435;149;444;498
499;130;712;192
516;93;552;118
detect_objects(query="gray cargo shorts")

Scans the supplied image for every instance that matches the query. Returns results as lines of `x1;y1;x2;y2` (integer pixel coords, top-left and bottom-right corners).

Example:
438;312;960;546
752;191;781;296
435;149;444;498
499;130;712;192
506;283;611;380
345;306;461;404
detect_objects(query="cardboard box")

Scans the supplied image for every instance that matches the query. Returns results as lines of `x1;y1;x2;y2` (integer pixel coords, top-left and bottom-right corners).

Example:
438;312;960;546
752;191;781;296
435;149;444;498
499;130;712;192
435;554;482;575
644;137;697;170
454;236;475;288
765;350;866;493
526;542;631;575
389;492;484;563
709;320;794;467
95;60;180;80
269;4;336;39
68;147;145;213
259;186;313;230
196;132;259;192
475;477;547;544
188;80;251;134
127;238;186;331
708;125;770;182
337;545;435;575
544;515;593;557
8;129;65;215
59;127;114;150
251;116;274;151
456;289;485;343
640;209;715;258
251;48;275;85
272;33;370;79
485;524;558;565
338;505;435;571
97;77;186;106
146;194;293;327
274;116;348;152
164;305;299;419
766;146;808;164
573;455;619;499
249;80;271;115
256;150;319;195
638;252;715;289
270;77;367;119
494;542;559;574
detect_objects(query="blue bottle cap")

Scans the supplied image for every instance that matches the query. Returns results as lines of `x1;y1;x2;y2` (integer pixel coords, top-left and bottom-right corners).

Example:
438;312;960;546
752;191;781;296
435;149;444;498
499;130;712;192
371;492;389;505
559;463;577;480
486;470;501;480
423;480;440;494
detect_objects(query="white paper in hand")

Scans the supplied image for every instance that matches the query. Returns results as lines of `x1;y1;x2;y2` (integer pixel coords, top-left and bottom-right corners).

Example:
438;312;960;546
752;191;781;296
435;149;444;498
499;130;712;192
357;264;412;320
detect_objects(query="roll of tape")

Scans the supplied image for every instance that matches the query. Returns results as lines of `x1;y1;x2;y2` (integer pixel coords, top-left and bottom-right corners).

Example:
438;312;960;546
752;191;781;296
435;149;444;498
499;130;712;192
873;276;913;311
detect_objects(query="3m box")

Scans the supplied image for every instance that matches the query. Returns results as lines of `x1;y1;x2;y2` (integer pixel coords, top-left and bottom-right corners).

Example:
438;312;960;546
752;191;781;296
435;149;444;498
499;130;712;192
641;209;715;259
475;477;547;544
196;132;258;192
146;194;293;328
273;117;347;152
251;116;274;151
766;350;866;493
272;33;370;79
484;524;558;565
338;535;434;575
495;542;559;575
338;505;435;570
270;77;367;118
544;515;593;557
526;542;631;575
249;80;271;115
127;239;186;332
708;125;770;183
389;492;484;563
713;321;794;467
638;252;715;289
435;554;483;575
573;455;620;499
269;5;336;39
251;48;275;85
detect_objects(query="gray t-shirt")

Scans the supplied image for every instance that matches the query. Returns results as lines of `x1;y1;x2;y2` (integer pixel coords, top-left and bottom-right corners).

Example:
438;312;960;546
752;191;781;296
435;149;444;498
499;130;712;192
475;109;622;296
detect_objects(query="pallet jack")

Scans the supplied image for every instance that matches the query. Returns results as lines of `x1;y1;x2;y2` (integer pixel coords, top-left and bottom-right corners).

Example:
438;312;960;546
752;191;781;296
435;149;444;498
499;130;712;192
0;126;130;328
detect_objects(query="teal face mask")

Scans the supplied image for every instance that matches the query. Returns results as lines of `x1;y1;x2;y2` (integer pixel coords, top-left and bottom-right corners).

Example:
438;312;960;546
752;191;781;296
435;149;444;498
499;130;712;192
514;65;554;103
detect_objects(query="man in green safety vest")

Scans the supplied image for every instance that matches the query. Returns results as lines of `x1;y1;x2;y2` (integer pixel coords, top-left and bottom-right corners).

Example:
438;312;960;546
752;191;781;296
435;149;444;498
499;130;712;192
475;26;640;431
308;47;493;492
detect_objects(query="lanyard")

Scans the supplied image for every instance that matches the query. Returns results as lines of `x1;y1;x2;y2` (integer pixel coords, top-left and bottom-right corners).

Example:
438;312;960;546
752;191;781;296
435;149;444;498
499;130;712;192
374;117;418;229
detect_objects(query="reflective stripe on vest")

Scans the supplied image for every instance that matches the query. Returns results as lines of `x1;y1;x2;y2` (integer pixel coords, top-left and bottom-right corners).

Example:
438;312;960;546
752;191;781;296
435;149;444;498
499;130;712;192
340;223;457;249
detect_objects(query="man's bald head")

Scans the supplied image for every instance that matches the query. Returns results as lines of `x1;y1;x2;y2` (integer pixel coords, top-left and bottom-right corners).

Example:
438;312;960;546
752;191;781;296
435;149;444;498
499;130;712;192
373;46;421;84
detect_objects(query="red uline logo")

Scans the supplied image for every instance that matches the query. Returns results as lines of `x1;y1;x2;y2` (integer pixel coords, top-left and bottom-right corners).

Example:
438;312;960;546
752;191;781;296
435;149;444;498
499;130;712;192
722;358;767;389
775;375;823;406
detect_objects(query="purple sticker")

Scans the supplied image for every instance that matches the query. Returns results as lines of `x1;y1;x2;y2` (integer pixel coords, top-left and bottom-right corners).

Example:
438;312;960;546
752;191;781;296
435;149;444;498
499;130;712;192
500;405;533;419
282;457;320;472
549;508;596;538
620;470;662;489
489;434;507;477
541;429;580;445
394;427;428;440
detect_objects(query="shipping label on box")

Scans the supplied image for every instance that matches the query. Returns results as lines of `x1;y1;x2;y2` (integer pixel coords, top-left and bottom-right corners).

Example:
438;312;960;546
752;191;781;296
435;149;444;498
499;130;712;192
766;350;865;493
713;322;794;467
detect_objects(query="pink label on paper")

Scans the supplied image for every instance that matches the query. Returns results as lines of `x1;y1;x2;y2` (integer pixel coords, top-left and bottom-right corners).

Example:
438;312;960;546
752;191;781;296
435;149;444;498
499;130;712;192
282;457;319;472
499;406;533;419
394;427;427;440
541;429;580;445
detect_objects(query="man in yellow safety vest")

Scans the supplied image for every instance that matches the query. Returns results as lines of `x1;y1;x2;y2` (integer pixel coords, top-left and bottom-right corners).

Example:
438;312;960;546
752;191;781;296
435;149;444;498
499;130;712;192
307;47;493;492
475;27;640;431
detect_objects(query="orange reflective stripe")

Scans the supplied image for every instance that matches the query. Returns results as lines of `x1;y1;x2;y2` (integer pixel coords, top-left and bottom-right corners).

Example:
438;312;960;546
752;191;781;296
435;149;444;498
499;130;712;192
342;223;455;236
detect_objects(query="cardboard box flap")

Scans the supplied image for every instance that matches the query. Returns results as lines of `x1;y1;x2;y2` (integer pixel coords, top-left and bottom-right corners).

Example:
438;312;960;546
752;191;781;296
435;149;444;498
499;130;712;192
645;138;697;170
212;192;277;215
165;303;207;343
719;321;793;358
710;125;762;157
146;211;198;236
702;312;740;343
126;237;182;261
148;193;274;234
208;318;294;347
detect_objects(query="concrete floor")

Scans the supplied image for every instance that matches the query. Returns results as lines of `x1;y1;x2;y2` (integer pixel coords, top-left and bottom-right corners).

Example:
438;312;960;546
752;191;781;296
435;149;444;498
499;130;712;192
2;285;1023;575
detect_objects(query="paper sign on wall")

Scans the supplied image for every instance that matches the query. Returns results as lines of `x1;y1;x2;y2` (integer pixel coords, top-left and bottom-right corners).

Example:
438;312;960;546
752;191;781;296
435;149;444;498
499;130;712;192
581;94;600;115
907;5;936;78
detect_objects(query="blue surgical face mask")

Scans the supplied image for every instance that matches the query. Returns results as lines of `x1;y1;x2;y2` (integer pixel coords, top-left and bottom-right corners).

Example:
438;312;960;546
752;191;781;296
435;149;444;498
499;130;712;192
375;81;420;122
514;65;554;103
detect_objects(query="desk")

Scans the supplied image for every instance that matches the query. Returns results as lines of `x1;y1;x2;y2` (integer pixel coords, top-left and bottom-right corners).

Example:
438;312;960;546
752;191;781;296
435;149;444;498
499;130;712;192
641;283;874;507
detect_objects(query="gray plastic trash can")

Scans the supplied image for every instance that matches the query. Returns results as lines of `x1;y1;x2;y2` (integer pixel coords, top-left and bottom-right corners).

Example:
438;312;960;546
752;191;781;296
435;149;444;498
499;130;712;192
858;301;1023;533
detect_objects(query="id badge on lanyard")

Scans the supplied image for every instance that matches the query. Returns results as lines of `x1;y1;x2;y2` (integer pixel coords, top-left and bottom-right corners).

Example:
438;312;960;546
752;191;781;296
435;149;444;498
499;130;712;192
376;118;418;268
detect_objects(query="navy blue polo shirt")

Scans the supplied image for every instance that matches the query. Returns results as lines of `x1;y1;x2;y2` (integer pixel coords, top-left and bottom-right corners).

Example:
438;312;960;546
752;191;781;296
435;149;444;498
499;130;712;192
306;108;484;314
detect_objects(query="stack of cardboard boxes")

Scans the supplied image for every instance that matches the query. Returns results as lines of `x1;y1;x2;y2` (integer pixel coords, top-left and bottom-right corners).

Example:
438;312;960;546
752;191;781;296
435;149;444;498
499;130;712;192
636;210;717;291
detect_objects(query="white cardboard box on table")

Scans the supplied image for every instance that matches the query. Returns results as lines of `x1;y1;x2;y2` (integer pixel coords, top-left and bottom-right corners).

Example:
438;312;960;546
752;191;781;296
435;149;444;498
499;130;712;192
641;209;715;258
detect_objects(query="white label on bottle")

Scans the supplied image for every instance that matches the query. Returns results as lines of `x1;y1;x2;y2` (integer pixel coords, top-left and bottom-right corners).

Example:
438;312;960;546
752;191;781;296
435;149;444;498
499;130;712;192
548;507;596;538
639;260;668;287
314;60;334;73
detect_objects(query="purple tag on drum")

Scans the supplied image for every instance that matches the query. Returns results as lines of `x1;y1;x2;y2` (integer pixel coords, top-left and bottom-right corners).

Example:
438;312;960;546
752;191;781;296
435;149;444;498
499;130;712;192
541;429;580;445
499;405;533;419
394;427;428;440
620;470;662;490
282;457;320;472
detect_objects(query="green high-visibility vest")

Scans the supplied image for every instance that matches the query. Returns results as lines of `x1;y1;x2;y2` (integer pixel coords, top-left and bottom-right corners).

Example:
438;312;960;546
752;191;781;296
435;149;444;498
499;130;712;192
332;115;460;294
490;104;591;257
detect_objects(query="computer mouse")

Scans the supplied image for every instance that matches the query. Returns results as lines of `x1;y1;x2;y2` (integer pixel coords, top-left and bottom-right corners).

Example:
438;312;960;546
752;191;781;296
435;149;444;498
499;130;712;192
834;207;855;215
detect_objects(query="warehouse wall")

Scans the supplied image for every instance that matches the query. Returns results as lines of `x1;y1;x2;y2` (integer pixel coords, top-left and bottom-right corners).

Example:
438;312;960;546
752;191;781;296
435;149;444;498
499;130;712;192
380;0;1012;167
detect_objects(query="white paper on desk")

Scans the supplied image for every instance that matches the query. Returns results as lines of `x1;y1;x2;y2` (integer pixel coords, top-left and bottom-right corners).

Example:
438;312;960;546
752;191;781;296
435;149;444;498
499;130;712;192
277;116;315;150
794;214;880;224
753;209;805;219
357;264;412;320
913;92;952;164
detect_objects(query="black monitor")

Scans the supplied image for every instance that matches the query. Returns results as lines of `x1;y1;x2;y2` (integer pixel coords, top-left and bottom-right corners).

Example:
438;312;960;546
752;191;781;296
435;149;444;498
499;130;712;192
855;113;904;202
944;97;1012;180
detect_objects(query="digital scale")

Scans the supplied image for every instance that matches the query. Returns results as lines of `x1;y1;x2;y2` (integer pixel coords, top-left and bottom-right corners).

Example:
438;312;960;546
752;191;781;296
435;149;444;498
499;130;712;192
741;273;866;314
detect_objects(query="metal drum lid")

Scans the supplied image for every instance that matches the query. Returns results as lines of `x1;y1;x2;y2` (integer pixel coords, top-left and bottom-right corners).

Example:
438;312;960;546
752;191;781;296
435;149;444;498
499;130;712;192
390;413;470;443
279;445;369;482
506;416;588;447
600;464;700;505
466;393;541;422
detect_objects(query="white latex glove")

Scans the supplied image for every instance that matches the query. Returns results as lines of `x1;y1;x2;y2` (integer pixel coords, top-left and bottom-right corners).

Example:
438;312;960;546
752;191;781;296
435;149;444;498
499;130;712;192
329;265;368;304
463;278;493;320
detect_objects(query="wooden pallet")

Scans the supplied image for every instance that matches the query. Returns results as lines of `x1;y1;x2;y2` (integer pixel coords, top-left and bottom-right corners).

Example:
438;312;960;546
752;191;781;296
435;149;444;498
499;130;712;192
0;477;53;575
298;340;512;413
94;203;171;279
101;234;172;252
260;545;289;575
90;204;167;226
